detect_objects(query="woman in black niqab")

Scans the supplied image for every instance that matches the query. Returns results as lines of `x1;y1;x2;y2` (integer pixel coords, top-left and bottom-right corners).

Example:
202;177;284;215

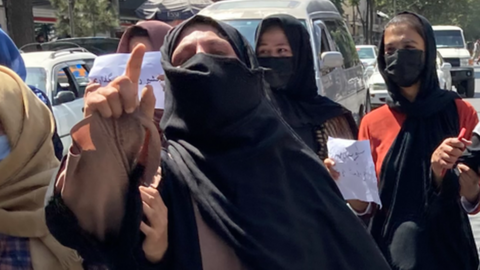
360;12;479;270
44;15;391;270
158;15;390;270
254;14;358;160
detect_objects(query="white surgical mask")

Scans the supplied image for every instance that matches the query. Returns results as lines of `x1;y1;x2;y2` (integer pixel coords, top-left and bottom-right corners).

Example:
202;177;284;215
0;135;10;161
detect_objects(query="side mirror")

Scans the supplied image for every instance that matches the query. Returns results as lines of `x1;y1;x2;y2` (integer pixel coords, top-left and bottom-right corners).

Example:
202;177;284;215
53;90;76;105
321;51;344;69
442;62;452;70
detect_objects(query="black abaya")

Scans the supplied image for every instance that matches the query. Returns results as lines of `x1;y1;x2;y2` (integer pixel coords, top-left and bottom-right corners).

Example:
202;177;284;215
45;15;391;270
369;12;479;270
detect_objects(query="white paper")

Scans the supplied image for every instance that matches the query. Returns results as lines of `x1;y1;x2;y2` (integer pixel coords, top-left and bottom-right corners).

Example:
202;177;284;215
88;52;165;109
327;137;382;207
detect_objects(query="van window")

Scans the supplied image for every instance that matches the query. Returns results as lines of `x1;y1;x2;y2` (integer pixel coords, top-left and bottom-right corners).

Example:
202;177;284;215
434;30;465;48
224;19;307;47
323;20;359;68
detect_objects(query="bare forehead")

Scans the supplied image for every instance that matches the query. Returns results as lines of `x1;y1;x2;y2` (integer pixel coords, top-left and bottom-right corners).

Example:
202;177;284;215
177;23;226;42
384;24;423;44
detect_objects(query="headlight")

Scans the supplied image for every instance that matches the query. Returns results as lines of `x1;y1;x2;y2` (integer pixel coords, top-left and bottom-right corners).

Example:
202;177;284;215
460;58;470;67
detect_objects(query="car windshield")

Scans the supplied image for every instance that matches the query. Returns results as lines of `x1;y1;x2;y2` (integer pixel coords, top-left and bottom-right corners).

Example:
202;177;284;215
357;47;375;59
434;30;465;48
223;19;306;47
25;67;47;93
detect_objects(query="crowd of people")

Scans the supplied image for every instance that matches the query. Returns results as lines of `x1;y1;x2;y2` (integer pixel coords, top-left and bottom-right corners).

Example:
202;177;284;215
1;10;480;270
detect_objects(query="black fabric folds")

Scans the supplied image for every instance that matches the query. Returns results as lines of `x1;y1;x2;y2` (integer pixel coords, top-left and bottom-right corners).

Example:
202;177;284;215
159;15;390;270
254;14;357;152
369;12;478;270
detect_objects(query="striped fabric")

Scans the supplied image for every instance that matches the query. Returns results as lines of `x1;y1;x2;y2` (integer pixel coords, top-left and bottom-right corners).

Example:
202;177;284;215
0;234;32;270
315;115;356;161
0;233;109;270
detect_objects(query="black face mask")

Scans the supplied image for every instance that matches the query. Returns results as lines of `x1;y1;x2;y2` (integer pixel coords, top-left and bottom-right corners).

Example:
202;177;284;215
384;49;425;88
257;57;294;91
163;53;263;136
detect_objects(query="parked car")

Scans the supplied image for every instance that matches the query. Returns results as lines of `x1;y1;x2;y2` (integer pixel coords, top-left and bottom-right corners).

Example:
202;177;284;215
433;25;475;97
199;0;370;123
20;37;119;56
21;48;96;154
356;45;378;68
369;53;453;108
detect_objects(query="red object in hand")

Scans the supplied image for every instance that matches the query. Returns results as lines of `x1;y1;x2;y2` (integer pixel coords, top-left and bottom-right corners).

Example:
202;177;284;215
440;127;467;177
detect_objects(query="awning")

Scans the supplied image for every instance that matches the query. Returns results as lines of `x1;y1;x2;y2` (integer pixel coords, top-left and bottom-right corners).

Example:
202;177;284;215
135;0;213;21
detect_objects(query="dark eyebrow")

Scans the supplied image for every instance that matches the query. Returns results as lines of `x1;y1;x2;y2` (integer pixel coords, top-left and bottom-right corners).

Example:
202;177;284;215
403;39;418;44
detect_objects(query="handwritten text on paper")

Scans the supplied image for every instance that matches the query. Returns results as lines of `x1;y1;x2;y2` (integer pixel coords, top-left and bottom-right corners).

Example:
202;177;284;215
88;52;165;109
327;137;382;207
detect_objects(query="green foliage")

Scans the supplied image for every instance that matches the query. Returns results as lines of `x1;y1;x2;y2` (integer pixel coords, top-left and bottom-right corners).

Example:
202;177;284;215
50;0;118;37
331;0;345;15
373;0;480;41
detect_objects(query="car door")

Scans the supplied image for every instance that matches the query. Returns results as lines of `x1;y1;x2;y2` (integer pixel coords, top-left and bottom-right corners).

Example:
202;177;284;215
311;19;344;103
322;18;366;118
51;60;91;152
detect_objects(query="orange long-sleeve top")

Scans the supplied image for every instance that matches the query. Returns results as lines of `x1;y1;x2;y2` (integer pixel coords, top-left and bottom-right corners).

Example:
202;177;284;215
358;99;479;213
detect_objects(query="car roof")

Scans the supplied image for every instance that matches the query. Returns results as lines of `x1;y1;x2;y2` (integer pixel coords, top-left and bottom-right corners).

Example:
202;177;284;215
432;25;463;31
21;50;96;68
198;0;340;20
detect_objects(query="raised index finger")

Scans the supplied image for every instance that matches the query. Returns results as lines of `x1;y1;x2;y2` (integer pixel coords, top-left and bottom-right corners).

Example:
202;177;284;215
126;44;146;84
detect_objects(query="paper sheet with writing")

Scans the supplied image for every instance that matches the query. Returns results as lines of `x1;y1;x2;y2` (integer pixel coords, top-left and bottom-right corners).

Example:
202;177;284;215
88;52;165;109
327;137;382;207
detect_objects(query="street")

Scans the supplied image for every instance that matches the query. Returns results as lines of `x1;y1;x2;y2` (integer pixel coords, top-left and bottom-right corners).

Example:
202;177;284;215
468;66;480;254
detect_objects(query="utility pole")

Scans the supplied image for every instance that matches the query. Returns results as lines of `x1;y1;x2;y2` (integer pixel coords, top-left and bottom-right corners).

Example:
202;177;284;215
68;0;75;36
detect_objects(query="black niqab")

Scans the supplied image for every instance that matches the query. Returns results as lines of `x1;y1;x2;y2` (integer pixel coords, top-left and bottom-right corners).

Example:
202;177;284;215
159;15;390;270
370;12;478;270
255;14;357;152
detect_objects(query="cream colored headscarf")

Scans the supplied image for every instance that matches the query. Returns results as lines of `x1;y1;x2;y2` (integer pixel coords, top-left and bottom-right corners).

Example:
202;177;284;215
0;66;83;269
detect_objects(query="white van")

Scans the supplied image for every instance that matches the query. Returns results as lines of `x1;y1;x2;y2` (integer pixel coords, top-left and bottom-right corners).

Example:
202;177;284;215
199;0;369;122
433;26;475;97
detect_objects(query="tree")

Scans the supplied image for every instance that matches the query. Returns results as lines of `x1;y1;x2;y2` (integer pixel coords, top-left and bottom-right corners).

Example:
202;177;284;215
331;0;345;15
4;0;35;47
50;0;118;37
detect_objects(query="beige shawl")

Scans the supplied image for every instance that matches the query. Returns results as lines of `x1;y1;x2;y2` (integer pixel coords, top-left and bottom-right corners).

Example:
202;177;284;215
0;66;83;269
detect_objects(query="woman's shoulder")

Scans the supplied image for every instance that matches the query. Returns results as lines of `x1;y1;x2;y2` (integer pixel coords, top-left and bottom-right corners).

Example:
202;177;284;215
454;98;477;117
361;105;404;127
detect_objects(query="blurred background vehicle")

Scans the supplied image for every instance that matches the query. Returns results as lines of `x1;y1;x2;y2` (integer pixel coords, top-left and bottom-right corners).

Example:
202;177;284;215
21;48;96;153
433;25;475;97
19;37;119;56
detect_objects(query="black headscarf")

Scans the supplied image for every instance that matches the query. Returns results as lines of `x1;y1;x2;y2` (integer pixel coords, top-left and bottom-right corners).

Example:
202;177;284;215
254;14;357;152
369;12;478;270
159;15;391;270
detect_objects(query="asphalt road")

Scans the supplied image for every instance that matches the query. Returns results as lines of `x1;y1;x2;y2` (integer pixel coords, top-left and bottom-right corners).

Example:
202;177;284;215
468;66;480;254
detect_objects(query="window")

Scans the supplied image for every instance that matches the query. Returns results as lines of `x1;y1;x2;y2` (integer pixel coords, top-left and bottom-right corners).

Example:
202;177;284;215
434;30;465;49
224;19;307;47
323;19;359;68
357;47;375;60
55;62;91;100
25;67;47;93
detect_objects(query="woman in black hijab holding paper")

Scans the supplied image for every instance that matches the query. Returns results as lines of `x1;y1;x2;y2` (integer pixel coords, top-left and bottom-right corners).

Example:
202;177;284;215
45;15;391;270
255;14;358;161
354;12;480;270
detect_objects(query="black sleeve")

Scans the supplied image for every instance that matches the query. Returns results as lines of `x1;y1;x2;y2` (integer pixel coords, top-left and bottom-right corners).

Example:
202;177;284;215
45;168;167;270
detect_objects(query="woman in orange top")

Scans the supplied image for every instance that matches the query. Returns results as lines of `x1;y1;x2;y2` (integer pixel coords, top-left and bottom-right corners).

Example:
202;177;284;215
327;12;480;270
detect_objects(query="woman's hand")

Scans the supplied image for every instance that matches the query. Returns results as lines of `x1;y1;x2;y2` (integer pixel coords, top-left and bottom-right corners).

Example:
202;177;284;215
83;44;156;119
324;158;370;214
458;164;480;204
324;158;340;180
431;138;470;183
140;186;168;263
